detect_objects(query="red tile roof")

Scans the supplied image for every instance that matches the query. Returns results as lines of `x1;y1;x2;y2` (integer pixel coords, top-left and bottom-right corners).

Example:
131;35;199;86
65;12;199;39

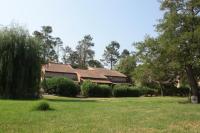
43;63;76;73
75;69;107;79
43;63;127;84
88;67;127;77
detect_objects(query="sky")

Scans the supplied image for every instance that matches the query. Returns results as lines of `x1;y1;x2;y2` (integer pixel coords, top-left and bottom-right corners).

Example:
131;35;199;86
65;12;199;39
0;0;163;60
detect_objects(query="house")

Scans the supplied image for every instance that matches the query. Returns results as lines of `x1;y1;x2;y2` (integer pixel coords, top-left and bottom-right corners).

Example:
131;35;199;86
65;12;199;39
75;69;112;84
42;63;129;85
42;63;78;81
88;67;128;84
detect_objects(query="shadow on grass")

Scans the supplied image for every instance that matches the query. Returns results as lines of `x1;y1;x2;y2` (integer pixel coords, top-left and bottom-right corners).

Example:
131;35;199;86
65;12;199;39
46;98;97;103
178;100;191;104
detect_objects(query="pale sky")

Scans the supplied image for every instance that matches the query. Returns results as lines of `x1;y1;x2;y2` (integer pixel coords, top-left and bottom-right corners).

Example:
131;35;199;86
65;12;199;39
0;0;163;60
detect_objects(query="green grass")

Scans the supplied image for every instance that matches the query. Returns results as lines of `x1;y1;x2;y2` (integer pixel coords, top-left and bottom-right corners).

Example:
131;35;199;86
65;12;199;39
0;96;200;133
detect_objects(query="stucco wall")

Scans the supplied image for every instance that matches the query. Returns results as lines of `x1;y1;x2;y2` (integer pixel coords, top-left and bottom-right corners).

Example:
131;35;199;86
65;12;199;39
45;72;78;81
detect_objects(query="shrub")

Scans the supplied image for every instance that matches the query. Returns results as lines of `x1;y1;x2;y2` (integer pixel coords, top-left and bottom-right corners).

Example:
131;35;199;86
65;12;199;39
162;84;177;96
176;87;190;96
81;80;95;97
139;86;158;96
42;78;58;94
93;85;112;97
113;85;141;97
113;85;129;97
81;81;112;97
127;87;141;97
35;102;51;111
56;78;79;97
44;77;79;97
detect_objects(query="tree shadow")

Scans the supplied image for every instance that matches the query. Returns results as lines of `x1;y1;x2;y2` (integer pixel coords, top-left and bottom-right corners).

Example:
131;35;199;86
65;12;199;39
46;98;97;103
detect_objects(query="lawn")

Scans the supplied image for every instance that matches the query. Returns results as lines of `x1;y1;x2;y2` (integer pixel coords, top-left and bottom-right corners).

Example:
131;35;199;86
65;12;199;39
0;96;200;133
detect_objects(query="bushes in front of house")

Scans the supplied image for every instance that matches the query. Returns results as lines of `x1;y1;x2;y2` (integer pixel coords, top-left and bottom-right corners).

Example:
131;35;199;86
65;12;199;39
81;81;112;97
112;84;142;97
161;84;190;96
137;86;158;96
42;77;79;97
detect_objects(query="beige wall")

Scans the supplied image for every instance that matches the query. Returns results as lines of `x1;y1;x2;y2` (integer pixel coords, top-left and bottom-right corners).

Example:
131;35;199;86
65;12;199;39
107;76;127;83
45;72;78;81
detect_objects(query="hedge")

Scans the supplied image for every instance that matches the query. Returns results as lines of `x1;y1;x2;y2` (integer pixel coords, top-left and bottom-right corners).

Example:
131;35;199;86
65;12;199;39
42;77;79;97
81;81;112;97
113;85;141;97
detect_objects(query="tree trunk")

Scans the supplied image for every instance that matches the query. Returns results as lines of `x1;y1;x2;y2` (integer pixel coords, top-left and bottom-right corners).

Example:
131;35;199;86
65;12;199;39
185;65;199;104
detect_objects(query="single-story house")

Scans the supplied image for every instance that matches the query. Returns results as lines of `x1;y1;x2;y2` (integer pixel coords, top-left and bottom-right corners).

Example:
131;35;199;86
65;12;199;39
42;63;129;85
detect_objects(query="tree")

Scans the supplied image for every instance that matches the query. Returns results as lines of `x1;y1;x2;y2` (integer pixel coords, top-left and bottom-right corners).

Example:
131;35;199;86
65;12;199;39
33;26;63;63
134;36;181;96
121;49;130;58
76;35;95;69
116;55;136;84
134;0;200;102
157;0;200;103
102;41;120;70
0;25;41;99
88;60;103;68
55;37;63;63
62;46;79;68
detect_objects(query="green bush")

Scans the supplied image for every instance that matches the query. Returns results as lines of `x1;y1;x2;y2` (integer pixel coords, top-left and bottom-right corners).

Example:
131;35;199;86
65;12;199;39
93;85;112;97
43;77;79;97
56;78;79;97
35;102;51;111
161;85;190;96
42;78;57;94
81;80;95;97
113;85;141;97
176;87;190;96
113;85;129;97
127;87;141;97
138;86;158;96
81;81;112;97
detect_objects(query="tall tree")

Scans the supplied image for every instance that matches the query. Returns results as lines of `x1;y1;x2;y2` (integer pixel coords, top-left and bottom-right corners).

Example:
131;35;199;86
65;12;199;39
0;25;41;99
116;54;136;83
33;26;63;63
55;37;63;63
102;41;120;70
157;0;200;103
76;35;95;68
88;60;103;68
121;49;130;58
134;36;181;96
134;0;200;102
62;46;79;68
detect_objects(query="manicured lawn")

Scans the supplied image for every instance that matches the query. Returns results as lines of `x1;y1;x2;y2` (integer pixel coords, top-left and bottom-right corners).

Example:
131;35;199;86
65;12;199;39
0;96;200;133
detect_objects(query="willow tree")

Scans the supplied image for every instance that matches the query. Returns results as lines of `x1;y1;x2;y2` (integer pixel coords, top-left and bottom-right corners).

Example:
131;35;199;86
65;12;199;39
0;26;41;99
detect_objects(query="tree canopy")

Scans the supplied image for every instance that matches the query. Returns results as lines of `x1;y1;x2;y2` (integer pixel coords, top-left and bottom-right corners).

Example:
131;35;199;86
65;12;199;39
102;41;120;70
0;25;41;99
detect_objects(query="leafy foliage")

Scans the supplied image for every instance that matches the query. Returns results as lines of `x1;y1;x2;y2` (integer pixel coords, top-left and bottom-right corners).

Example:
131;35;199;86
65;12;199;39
112;85;141;97
0;25;41;99
81;81;112;97
102;41;120;70
76;35;95;69
43;77;79;97
35;102;51;111
33;26;63;63
56;78;79;97
116;55;136;78
88;60;103;68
